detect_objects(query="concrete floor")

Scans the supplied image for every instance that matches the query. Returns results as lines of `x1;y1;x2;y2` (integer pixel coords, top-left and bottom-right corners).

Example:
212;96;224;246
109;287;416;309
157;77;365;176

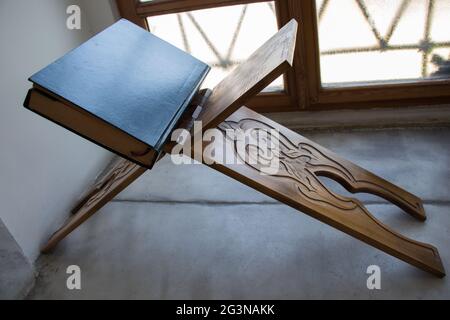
0;219;34;299
28;127;450;299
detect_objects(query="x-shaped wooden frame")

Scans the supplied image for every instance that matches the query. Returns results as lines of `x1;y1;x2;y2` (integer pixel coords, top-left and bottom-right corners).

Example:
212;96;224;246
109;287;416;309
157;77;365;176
39;20;445;278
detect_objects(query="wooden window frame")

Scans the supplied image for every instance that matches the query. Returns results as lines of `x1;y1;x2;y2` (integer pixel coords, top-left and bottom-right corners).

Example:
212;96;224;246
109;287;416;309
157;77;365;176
117;0;450;112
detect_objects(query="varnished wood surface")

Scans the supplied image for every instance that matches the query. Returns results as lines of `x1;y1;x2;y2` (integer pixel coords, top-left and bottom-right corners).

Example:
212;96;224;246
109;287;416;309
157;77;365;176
39;89;213;253
197;106;445;277
116;0;148;29
41;106;446;277
197;19;297;130
136;0;269;17
41;157;147;253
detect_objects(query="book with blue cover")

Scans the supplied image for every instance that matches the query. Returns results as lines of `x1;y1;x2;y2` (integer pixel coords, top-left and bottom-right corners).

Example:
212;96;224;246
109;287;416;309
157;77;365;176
24;18;297;169
24;19;210;168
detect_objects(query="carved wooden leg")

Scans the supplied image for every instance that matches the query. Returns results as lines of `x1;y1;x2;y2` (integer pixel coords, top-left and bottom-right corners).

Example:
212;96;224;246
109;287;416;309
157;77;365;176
41;89;210;253
202;106;444;277
41;157;147;253
302;142;427;221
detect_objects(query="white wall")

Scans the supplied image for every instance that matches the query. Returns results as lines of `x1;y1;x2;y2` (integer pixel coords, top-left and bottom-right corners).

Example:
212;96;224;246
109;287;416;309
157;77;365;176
81;0;120;34
0;0;118;262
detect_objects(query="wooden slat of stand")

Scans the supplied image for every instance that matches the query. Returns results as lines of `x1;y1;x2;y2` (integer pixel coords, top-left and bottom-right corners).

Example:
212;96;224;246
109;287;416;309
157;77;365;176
197;19;298;131
200;106;444;277
49;106;445;276
40;89;212;253
40;19;299;253
41;157;147;253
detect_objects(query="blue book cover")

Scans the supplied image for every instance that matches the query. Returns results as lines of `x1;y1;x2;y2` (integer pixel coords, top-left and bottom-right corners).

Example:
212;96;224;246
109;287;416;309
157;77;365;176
29;19;210;151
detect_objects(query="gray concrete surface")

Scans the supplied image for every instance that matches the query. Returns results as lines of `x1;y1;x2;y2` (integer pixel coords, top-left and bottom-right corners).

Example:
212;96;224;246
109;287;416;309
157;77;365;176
28;127;450;299
0;219;35;299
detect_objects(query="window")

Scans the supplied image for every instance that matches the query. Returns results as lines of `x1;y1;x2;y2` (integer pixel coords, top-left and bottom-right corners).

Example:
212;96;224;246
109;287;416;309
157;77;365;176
146;2;283;91
116;0;450;111
317;0;450;86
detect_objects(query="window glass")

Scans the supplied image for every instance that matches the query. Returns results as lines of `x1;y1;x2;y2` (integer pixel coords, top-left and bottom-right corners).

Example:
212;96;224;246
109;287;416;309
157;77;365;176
146;2;284;91
316;0;450;86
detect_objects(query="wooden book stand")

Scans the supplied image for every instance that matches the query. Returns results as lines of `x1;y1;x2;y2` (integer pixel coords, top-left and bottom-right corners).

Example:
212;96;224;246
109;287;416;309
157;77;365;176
40;20;445;278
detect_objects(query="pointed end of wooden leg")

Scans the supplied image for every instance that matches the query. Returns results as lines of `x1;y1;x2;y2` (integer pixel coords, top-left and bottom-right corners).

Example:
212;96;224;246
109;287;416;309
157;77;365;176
40;232;60;254
417;244;446;278
415;199;427;221
40;242;55;255
403;197;427;222
430;248;446;278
